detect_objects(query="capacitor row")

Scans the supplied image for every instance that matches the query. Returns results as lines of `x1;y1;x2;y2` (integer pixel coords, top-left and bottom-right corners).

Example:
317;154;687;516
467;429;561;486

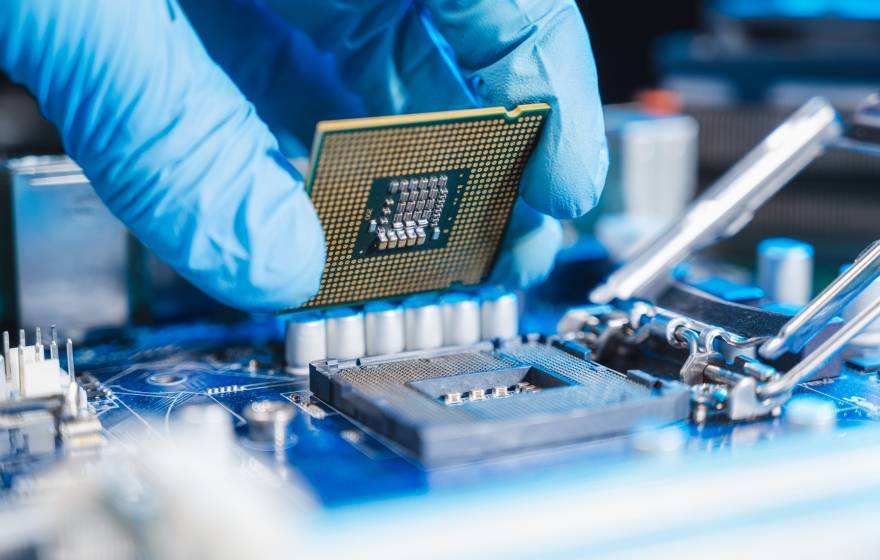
285;288;519;369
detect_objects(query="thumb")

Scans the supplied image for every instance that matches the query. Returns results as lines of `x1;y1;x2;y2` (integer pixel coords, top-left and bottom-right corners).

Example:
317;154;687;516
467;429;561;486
0;0;325;312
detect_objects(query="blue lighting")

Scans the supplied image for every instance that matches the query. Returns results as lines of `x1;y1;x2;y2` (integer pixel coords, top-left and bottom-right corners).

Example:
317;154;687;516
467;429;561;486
716;0;880;19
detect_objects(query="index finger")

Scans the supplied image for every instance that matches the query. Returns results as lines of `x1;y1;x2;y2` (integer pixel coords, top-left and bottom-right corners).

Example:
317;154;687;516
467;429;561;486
423;0;608;219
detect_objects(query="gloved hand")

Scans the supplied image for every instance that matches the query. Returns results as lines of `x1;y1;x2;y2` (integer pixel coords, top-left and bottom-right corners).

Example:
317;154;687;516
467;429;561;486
0;0;607;311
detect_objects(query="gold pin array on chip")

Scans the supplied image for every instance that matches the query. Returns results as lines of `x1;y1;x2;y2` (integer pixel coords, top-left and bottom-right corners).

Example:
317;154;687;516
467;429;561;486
288;103;550;311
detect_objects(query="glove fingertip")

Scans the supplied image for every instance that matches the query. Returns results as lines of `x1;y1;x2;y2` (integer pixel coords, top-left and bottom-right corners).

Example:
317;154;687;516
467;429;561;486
214;188;327;313
491;213;563;288
520;140;607;220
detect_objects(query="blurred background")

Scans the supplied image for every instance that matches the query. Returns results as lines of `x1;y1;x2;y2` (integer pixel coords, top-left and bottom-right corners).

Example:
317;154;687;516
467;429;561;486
2;0;880;333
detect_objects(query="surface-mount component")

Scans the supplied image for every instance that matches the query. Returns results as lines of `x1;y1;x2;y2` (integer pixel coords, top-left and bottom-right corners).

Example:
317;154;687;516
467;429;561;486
310;337;689;466
293;104;549;310
361;172;458;254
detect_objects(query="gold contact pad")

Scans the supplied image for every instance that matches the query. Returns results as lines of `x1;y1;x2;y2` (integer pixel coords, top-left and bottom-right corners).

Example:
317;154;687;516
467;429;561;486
298;104;549;310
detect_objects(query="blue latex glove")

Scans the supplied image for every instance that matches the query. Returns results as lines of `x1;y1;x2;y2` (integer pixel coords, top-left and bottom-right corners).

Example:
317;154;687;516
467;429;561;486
0;0;607;311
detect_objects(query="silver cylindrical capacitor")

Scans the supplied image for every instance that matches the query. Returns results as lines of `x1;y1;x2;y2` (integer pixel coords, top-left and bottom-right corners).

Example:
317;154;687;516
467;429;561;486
479;287;519;341
285;313;326;369
364;301;405;356
840;263;880;346
440;292;481;346
243;400;297;445
757;237;814;305
325;307;366;360
403;296;443;351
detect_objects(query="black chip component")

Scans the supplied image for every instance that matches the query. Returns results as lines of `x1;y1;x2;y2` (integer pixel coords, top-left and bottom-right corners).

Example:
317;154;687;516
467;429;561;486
356;171;466;256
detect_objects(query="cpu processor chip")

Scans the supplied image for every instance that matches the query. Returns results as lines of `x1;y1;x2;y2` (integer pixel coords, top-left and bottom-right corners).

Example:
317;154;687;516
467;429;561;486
292;104;550;310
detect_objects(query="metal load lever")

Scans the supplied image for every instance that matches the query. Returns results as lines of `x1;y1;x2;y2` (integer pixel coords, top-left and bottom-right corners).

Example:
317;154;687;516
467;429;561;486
758;295;880;398
590;97;843;305
589;92;880;307
576;94;880;418
829;93;880;156
760;239;880;360
754;239;880;398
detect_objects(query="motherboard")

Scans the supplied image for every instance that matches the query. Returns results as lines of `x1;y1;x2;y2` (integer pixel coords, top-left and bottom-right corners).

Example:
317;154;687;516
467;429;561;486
3;98;880;558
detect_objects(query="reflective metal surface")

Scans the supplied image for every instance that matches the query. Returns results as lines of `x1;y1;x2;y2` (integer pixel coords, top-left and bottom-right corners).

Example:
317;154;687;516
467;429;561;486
590;97;842;304
5;156;129;335
761;239;880;359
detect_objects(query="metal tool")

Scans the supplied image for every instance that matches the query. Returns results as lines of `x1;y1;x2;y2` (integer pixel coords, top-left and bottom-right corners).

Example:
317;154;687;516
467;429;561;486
590;97;842;304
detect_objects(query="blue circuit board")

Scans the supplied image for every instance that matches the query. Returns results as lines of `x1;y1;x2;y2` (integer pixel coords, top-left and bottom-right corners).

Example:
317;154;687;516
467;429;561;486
2;243;878;507
0;311;867;509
